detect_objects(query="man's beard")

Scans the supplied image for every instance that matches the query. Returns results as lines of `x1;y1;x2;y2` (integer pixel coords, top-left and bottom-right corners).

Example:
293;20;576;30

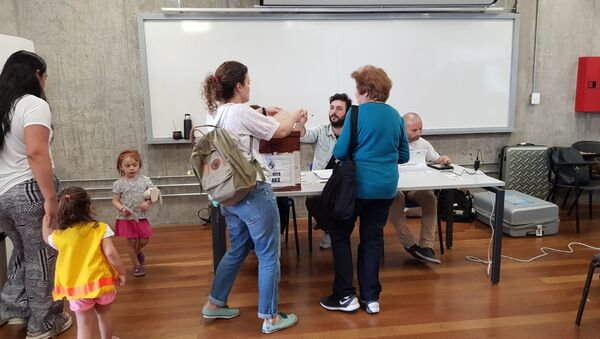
330;115;345;128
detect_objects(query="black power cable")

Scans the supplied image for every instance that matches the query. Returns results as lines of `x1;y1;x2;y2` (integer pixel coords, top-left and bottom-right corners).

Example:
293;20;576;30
197;206;211;225
474;149;483;171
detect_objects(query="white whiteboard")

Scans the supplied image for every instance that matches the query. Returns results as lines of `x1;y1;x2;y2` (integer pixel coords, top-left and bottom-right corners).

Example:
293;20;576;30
139;13;518;143
0;34;35;70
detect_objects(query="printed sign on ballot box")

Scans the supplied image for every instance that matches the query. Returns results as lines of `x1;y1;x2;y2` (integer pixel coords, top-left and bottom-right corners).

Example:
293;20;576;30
264;153;295;188
259;131;301;191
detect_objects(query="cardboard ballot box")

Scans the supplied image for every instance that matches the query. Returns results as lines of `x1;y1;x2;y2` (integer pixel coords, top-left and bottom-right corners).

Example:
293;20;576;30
259;131;301;191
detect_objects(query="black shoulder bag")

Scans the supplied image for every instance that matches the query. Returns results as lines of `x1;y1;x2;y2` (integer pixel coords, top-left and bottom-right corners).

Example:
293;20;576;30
320;105;358;222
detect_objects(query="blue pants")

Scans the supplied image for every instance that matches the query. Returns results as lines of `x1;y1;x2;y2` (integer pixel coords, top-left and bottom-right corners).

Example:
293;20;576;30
330;198;394;302
208;182;281;319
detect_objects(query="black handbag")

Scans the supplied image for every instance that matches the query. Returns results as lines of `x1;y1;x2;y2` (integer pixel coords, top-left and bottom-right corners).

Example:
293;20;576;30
320;105;358;222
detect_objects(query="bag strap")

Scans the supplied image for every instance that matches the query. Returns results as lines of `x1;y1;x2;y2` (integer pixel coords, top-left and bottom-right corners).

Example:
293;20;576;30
249;136;266;182
189;125;218;144
349;105;359;160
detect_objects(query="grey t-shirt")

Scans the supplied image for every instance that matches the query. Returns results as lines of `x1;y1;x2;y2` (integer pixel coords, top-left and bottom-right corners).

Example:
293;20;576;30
113;175;154;220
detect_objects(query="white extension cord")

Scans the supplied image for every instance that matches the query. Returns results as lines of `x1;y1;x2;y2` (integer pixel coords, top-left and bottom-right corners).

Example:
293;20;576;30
465;191;600;276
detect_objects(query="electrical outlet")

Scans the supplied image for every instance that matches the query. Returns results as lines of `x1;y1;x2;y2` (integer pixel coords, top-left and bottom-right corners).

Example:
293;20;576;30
468;152;474;162
531;92;541;105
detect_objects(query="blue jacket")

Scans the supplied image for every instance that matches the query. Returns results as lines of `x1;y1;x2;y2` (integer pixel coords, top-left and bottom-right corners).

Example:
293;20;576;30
333;102;410;199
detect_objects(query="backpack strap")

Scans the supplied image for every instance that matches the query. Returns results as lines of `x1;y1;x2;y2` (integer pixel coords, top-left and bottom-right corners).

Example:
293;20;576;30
349;105;359;160
189;125;218;144
249;136;266;182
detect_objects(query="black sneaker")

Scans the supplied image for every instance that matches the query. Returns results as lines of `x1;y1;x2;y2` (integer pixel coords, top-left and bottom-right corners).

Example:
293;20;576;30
404;244;421;260
415;246;442;264
320;294;360;312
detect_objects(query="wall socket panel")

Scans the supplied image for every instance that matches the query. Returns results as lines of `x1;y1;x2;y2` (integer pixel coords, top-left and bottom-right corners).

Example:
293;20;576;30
531;92;541;105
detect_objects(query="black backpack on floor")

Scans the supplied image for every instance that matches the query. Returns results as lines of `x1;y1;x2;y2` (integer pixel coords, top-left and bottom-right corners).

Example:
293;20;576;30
439;189;475;223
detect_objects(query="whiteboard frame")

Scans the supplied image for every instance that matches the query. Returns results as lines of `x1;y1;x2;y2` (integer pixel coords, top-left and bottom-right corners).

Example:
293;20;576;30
138;12;519;144
259;1;498;6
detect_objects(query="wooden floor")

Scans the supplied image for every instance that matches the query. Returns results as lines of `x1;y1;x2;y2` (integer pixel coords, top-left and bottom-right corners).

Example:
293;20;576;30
2;208;600;338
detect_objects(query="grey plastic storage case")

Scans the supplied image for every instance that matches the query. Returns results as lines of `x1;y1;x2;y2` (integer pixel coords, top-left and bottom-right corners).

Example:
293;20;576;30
473;190;559;237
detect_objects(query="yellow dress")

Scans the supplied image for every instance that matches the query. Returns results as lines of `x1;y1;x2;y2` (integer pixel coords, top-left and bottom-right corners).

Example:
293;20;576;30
52;222;118;301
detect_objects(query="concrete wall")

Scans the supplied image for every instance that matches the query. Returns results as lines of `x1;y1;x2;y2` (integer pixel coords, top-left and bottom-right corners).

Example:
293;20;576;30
2;0;599;224
0;0;17;35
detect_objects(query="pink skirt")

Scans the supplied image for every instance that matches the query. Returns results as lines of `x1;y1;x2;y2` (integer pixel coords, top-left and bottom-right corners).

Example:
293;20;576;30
114;219;152;239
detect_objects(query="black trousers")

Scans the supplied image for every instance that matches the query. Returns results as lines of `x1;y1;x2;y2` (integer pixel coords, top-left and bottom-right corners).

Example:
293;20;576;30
330;198;394;302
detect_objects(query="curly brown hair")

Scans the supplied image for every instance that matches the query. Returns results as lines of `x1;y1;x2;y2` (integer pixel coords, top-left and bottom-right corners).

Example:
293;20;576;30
351;65;393;103
202;61;248;112
56;186;98;229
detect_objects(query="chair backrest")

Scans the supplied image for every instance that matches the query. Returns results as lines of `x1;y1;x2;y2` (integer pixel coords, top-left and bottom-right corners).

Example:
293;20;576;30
572;140;600;154
548;147;590;187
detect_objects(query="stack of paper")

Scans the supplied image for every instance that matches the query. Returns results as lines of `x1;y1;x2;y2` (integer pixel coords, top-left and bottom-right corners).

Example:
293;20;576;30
399;148;428;172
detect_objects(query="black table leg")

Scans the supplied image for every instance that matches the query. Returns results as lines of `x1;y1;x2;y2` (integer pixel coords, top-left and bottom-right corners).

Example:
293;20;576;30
486;187;504;284
211;205;227;272
443;189;454;249
308;212;313;253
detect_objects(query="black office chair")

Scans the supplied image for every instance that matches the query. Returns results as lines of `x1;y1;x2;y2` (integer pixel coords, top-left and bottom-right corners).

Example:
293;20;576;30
305;195;330;253
572;141;600;161
576;252;600;326
572;140;600;182
436;189;476;252
277;197;300;257
562;141;600;210
546;147;600;233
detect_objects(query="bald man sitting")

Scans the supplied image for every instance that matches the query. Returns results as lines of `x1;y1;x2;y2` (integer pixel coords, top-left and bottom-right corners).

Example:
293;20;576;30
389;112;450;264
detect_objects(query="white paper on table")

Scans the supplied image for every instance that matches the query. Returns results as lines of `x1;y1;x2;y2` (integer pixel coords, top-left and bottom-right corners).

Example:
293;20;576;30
399;148;428;172
313;169;333;180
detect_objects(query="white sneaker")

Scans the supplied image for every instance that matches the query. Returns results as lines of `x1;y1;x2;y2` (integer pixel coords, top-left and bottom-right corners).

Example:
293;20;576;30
364;301;380;314
0;317;28;326
319;233;331;249
7;317;27;325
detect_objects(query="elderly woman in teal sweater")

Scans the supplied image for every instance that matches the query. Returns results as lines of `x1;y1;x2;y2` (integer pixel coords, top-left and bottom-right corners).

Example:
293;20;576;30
320;65;410;315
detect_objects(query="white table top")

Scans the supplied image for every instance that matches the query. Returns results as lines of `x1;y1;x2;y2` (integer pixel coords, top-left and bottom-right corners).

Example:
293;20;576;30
276;164;504;197
396;164;505;190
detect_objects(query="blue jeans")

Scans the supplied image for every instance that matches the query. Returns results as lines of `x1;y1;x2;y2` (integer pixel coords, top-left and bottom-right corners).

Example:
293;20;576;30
208;182;281;319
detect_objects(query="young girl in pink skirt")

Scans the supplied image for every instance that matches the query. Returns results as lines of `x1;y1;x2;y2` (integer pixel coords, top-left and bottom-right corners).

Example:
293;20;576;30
112;149;155;277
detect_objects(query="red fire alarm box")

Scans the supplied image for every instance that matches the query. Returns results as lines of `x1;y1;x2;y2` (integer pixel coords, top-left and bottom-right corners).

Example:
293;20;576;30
575;56;600;112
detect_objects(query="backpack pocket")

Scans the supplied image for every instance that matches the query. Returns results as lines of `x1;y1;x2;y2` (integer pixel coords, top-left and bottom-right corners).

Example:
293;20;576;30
201;150;233;191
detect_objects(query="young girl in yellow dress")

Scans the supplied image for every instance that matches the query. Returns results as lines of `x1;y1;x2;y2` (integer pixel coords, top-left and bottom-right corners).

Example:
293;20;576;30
43;186;126;339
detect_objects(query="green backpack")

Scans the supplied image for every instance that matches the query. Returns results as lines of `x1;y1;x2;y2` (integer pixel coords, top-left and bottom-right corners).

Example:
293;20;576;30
190;125;264;206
